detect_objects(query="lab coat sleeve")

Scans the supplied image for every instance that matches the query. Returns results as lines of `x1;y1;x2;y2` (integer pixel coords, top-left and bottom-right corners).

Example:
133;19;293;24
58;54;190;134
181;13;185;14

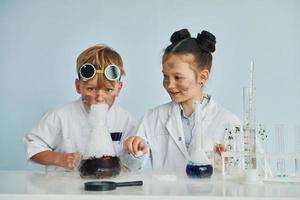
120;112;150;171
120;152;148;171
23;110;62;161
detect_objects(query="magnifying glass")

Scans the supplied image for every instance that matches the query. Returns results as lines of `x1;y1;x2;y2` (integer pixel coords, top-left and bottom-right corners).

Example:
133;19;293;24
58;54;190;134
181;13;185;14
84;180;143;191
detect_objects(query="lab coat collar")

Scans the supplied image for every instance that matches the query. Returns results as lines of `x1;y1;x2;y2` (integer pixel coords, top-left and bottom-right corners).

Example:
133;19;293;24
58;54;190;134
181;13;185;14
78;98;89;118
179;103;196;120
201;95;219;121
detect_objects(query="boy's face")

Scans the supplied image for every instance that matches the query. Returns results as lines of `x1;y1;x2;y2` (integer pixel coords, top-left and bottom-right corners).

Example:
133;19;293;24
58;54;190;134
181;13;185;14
75;74;122;110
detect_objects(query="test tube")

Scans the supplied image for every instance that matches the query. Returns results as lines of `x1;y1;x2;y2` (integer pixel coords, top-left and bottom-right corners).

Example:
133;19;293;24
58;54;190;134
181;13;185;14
275;124;286;177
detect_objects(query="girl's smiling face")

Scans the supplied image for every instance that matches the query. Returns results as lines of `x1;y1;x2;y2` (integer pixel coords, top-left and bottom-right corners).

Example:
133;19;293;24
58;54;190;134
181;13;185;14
162;54;207;104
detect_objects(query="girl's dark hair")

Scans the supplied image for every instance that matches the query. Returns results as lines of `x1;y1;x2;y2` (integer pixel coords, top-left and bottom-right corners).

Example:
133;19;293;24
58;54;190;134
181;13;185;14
163;29;216;71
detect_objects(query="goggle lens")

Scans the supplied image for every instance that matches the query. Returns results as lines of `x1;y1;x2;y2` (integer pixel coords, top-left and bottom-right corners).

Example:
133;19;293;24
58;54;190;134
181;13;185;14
80;64;96;80
105;65;121;81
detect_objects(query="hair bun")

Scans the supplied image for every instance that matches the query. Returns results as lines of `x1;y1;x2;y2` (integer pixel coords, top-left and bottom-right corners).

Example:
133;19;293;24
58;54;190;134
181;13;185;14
170;29;191;45
196;30;216;53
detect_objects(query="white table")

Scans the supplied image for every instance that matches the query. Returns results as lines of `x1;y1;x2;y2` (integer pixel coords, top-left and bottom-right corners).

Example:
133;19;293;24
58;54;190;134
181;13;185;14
0;170;300;200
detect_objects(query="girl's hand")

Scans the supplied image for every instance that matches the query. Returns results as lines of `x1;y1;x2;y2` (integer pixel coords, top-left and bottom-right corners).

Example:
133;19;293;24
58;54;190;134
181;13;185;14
58;152;81;170
214;144;227;156
213;144;228;172
123;136;148;155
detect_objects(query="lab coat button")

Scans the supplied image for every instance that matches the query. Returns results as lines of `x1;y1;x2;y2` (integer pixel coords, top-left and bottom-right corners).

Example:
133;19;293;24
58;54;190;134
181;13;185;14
178;137;182;141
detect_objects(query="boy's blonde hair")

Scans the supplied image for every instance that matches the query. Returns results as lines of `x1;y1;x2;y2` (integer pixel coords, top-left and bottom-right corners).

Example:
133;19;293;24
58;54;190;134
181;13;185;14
76;45;125;86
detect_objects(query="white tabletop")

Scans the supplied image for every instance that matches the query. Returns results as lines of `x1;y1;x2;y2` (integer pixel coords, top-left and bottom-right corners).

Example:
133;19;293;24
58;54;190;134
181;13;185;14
0;170;300;200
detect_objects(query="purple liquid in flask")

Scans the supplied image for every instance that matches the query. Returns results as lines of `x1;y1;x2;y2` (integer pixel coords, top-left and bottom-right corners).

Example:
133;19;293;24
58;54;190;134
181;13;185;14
186;161;213;178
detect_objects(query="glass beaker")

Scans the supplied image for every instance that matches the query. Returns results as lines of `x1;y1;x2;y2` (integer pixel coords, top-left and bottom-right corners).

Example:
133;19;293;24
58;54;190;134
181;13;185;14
257;124;268;153
275;124;286;177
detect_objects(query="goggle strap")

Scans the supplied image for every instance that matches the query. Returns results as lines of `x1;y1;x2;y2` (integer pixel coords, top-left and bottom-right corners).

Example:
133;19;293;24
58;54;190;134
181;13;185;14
96;69;104;74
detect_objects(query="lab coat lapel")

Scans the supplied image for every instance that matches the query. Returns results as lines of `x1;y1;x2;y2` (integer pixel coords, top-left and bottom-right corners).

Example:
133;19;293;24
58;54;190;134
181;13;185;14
165;103;189;159
202;97;218;121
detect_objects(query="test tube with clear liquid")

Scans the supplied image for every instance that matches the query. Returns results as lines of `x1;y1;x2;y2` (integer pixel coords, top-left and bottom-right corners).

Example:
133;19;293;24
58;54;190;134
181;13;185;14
275;124;286;177
243;87;256;170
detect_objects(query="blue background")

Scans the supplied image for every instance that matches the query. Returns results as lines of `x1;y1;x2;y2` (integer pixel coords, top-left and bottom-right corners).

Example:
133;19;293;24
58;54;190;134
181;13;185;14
0;0;299;170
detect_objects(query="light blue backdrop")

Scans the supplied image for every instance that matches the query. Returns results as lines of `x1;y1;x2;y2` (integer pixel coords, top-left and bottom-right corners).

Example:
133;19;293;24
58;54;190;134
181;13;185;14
1;0;299;170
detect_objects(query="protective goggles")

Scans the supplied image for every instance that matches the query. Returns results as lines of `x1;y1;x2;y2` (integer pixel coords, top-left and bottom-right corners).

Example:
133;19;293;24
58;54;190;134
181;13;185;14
78;63;121;81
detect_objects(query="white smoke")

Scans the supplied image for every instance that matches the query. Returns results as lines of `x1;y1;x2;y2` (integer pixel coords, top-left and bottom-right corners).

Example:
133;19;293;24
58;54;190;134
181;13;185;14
83;104;116;159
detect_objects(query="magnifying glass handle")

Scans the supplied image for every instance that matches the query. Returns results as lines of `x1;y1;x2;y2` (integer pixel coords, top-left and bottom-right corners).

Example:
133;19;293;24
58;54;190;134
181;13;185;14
116;181;143;187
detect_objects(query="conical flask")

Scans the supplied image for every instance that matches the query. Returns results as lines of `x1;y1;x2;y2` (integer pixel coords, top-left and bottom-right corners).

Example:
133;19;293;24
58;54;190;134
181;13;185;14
186;102;213;178
79;104;121;178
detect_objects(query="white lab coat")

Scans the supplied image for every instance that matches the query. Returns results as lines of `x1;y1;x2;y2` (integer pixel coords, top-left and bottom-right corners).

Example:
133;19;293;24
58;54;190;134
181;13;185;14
136;96;241;174
23;98;135;162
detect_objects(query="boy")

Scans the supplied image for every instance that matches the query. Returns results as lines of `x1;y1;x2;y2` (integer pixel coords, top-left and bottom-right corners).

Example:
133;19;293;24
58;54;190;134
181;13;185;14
23;44;135;171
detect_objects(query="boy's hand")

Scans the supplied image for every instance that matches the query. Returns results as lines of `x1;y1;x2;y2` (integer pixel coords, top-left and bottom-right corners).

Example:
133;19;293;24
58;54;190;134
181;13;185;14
57;152;81;170
123;136;148;155
214;144;227;156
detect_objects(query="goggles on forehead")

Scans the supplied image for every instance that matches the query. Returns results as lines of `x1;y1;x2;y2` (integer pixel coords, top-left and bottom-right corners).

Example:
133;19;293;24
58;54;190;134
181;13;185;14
78;63;121;82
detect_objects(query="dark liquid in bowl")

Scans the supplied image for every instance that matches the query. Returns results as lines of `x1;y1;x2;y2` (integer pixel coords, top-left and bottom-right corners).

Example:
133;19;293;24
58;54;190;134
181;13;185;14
79;156;121;179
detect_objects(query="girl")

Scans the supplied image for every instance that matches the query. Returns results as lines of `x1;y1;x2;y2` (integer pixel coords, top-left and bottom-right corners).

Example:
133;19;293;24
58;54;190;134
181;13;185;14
123;29;240;173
